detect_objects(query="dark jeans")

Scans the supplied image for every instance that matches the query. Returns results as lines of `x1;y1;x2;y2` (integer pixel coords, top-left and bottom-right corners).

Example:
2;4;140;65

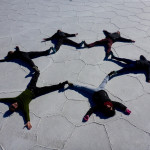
54;38;81;51
27;72;63;98
20;50;50;68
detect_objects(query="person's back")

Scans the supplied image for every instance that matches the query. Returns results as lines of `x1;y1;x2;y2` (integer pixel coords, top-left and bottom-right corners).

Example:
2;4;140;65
92;90;110;106
6;50;27;61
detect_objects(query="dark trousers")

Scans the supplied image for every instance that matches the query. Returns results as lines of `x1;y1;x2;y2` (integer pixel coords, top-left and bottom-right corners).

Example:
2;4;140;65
113;56;137;74
88;38;113;53
54;38;80;51
20;49;50;68
27;72;63;98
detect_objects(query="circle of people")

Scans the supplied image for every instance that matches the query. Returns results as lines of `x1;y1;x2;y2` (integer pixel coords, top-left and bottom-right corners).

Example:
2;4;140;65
1;29;149;130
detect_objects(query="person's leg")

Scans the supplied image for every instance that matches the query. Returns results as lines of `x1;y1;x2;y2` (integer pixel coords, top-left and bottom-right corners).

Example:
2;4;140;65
112;55;135;64
27;50;50;59
21;56;39;72
116;65;136;74
63;39;82;48
33;81;68;98
54;39;64;52
27;71;40;90
85;39;108;48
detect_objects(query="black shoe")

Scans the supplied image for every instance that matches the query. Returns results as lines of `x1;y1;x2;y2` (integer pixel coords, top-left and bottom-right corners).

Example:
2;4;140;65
47;47;53;54
108;71;117;78
60;81;68;88
67;81;74;87
84;41;89;48
79;41;84;48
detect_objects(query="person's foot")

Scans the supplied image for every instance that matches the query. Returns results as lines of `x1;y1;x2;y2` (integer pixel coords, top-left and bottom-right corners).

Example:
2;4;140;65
105;51;113;59
67;81;74;87
125;108;131;115
62;81;68;86
52;47;56;53
84;41;90;48
33;66;40;73
47;47;53;54
79;41;84;48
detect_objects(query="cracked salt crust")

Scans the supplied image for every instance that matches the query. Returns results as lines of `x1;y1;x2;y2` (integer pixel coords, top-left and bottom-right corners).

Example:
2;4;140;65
0;0;150;150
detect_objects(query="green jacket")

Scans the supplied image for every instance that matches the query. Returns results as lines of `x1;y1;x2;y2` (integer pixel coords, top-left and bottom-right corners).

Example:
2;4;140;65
0;89;35;121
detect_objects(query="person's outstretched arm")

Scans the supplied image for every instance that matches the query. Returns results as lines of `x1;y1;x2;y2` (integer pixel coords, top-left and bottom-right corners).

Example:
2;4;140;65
64;32;78;38
103;30;111;37
117;37;135;43
0;97;16;103
112;101;131;115
42;33;57;42
23;105;32;130
83;106;98;121
0;59;6;62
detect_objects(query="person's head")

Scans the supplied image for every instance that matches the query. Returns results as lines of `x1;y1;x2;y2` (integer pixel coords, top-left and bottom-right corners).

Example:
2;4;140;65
117;31;120;35
9;102;18;112
7;51;14;57
57;30;61;33
104;105;116;117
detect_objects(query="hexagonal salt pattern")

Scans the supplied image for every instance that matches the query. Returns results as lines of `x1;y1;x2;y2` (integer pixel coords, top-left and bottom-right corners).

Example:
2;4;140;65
0;0;150;150
64;124;111;150
106;119;150;150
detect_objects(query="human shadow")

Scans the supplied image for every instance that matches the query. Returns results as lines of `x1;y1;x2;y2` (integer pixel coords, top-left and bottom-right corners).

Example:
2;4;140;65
107;59;148;82
7;59;35;77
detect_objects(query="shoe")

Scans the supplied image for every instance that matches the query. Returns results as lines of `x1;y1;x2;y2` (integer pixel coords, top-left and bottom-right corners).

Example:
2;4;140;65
52;47;56;53
68;81;74;87
60;81;68;88
79;41;84;48
84;41;89;48
33;66;40;73
106;51;113;59
47;47;53;54
83;115;89;122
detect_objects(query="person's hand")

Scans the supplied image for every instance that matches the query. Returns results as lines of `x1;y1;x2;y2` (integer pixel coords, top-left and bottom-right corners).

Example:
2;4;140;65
131;40;135;43
24;121;32;130
125;108;131;115
75;33;78;36
83;115;89;122
148;80;150;83
41;38;46;42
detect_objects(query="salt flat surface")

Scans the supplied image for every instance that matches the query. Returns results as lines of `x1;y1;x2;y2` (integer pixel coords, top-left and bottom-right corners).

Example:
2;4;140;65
0;0;150;150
